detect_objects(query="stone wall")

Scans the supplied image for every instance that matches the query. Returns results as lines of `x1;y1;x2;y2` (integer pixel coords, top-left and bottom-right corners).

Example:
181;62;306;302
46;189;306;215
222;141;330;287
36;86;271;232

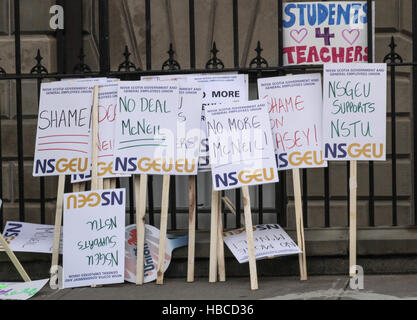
0;0;414;230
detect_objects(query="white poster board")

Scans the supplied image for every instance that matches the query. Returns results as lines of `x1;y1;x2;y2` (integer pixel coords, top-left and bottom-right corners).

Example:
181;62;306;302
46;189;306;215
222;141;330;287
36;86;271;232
282;1;374;65
71;82;129;182
63;189;125;288
322;63;387;161
258;73;327;170
33;81;94;176
0;221;62;254
0;279;49;300
206;100;279;191
124;224;188;283
223;224;301;264
113;81;189;175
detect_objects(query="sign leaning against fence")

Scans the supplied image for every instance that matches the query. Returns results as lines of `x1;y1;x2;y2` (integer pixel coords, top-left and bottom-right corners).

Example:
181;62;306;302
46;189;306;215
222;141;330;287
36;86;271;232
323;63;387;161
33;82;94;177
282;1;374;65
63;188;126;288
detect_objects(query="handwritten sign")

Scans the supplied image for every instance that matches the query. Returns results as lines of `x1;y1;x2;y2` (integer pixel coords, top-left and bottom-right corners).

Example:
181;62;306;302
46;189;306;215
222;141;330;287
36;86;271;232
113;81;191;175
124;224;188;284
223;224;301;264
63;188;125;288
283;1;374;65
33;81;94;176
206;100;278;191
0;279;49;300
258;73;327;170
0;221;62;254
323;63;387;161
71;82;129;182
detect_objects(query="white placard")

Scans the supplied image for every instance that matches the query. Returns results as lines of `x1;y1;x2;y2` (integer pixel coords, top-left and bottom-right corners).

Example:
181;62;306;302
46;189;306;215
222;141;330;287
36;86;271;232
258;73;327;170
33;81;94;176
0;221;62;254
113;81;191;175
223;224;301;264
323;63;387;161
0;279;49;300
124;224;188;283
283;1;374;65
63;188;125;288
206;100;279;191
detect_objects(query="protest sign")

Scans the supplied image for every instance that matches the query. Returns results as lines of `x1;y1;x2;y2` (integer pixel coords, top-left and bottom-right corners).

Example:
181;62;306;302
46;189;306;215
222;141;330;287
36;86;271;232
70;82;129;183
124;224;188;284
0;221;62;254
33;81;94;176
113;81;187;175
258;73;327;170
62;188;125;288
322;63;387;161
223;224;301;264
282;1;374;65
0;279;49;300
205;100;278;191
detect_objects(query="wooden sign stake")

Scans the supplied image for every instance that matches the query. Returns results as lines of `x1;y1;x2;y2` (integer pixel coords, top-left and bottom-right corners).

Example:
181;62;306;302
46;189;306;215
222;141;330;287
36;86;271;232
209;189;219;283
187;176;196;283
135;174;148;285
50;174;65;280
349;160;357;277
292;168;308;281
0;233;31;282
156;174;171;285
241;186;258;291
217;193;226;282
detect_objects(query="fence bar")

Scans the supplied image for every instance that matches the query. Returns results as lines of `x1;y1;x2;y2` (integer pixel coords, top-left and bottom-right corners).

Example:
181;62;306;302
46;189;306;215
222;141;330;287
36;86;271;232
36;79;46;224
146;0;152;70
367;0;375;226
302;169;308;227
391;64;397;226
413;0;417;226
99;0;110;74
14;0;25;221
129;177;134;224
233;0;241;228
324;167;330;227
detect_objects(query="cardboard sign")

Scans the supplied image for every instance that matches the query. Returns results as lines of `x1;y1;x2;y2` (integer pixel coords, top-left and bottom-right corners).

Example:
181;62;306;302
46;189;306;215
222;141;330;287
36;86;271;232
0;279;49;300
63;189;125;288
0;221;62;254
223;224;301;263
190;74;248;171
71;82;129;182
258;73;327;170
283;1;374;65
206;100;279;191
124;224;188;284
33;81;94;176
142;73;248;171
323;63;387;161
113;81;191;175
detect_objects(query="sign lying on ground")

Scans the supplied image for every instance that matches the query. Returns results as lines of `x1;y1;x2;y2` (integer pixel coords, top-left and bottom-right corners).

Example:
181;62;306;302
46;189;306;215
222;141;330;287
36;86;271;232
223;224;301;263
124;224;188;283
0;279;49;300
258;73;327;170
0;221;62;254
322;63;387;160
283;1;374;65
63;189;125;288
206;100;278;190
33;81;94;177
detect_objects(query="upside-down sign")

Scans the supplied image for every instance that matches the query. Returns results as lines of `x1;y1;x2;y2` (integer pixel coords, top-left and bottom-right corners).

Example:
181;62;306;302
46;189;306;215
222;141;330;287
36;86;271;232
258;73;327;170
282;1;374;65
322;63;387;161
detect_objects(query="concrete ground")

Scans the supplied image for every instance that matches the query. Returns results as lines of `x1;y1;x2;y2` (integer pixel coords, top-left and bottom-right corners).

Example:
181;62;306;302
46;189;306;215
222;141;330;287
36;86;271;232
32;274;417;300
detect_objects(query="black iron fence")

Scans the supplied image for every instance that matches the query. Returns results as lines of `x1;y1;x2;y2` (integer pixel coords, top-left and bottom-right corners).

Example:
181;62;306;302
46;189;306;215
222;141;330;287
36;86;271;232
0;0;416;231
